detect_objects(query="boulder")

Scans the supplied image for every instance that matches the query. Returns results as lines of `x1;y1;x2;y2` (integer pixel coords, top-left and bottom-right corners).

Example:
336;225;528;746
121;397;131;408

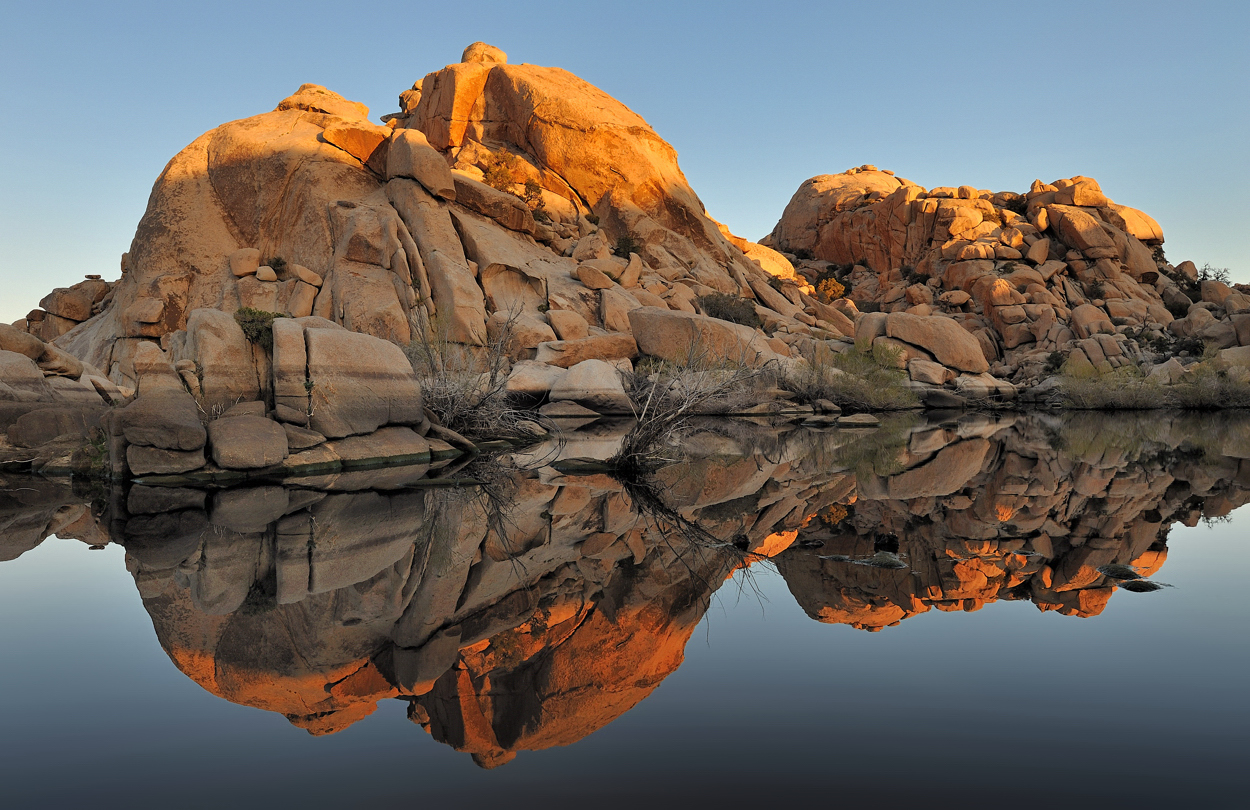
535;334;638;369
0;353;57;403
116;390;206;451
1069;304;1115;339
548;359;633;414
282;423;326;450
425;251;488;346
322;121;390;172
627;307;784;369
207;415;289;470
908;358;955;385
178;308;261;412
884;313;989;373
601;288;642;333
0;324;45;360
547;309;589;341
488;311;556;359
462;42;507;64
506;360;567;397
387;129;455;200
229;248;261;278
451;172;535;234
127;445;207;476
304;327;424;438
324;426;430;467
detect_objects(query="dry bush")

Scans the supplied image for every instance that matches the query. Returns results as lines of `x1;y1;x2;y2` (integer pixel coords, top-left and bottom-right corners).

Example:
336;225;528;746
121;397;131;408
405;308;546;442
612;342;766;476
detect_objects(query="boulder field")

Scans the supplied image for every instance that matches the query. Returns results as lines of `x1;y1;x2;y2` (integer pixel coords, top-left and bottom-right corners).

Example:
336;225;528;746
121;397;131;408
4;41;1244;460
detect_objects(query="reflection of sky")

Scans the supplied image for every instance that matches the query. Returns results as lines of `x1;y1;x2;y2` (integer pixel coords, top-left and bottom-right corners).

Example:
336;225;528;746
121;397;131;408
1;516;1246;808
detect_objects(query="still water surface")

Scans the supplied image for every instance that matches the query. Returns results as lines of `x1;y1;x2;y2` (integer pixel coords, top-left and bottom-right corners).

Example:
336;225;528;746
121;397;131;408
1;411;1247;808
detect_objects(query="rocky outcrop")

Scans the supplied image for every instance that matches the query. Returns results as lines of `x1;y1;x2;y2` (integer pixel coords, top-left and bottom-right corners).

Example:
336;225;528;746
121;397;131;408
766;166;1233;392
18;43;842;409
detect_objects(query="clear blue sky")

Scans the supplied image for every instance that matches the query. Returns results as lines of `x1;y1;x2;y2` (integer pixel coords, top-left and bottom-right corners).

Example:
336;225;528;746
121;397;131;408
2;0;1246;323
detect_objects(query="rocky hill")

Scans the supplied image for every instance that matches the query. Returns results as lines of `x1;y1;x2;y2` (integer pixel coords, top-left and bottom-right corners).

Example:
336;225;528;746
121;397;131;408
765;166;1250;393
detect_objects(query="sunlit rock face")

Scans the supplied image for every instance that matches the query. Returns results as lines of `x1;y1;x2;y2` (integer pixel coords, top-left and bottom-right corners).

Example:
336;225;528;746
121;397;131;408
46;43;775;388
5;411;1248;763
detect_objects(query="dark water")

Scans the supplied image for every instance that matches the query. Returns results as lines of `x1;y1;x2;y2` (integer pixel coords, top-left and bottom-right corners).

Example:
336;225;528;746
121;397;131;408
1;411;1247;809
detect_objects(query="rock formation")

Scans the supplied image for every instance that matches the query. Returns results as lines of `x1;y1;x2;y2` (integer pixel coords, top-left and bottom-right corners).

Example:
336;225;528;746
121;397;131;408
767;165;1250;393
13;41;815;418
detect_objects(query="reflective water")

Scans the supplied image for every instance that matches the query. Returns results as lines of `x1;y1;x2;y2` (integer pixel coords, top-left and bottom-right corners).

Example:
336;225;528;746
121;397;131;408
1;411;1247;808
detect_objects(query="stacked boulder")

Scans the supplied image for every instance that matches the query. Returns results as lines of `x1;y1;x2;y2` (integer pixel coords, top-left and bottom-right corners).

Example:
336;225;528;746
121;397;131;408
17;275;116;342
102;308;448;481
766;166;1242;391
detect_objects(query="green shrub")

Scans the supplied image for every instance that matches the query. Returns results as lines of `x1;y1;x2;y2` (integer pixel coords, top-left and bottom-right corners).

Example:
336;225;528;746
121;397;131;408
234;307;288;351
481;151;519;191
1044;351;1065;375
698;292;760;328
614;234;642;258
782;344;919;412
1058;361;1250;409
585;213;600;225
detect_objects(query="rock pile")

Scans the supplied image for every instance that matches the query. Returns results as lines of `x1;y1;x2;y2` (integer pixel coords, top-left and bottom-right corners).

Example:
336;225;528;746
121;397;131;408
767;166;1247;391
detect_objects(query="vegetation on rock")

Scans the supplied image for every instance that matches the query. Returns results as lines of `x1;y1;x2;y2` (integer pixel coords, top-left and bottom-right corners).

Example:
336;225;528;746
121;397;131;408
234;307;288;351
697;292;759;328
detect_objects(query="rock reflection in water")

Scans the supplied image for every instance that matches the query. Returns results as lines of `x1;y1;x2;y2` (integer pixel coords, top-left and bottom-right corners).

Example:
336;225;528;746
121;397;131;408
2;410;1248;766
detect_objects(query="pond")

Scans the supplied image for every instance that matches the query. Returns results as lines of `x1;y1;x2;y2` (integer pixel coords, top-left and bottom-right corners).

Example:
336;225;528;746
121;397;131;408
1;411;1247;808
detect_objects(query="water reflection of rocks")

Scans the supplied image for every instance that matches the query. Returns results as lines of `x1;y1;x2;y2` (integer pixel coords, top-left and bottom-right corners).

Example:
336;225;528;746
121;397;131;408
3;411;1248;766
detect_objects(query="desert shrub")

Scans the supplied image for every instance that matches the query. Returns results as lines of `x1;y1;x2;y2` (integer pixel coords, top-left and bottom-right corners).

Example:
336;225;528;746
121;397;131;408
612;342;763;475
1085;280;1106;300
792;248;814;261
1165;297;1192;319
1044;351;1065;375
234;308;288;351
815;276;845;303
405;308;540;442
585;213;599;225
481;151;519;192
614;234;642;258
1199;263;1231;285
1058;362;1250;409
782;343;919;412
698;292;760;328
858;300;882;313
264;256;287;274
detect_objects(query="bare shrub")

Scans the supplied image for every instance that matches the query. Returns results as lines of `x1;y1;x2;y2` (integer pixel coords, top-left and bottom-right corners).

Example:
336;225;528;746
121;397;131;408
405;307;547;442
697;292;760;328
611;342;765;476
